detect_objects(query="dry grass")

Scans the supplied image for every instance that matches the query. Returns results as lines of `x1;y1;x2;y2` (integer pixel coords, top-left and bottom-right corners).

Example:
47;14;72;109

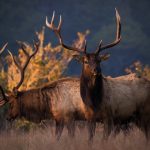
0;125;149;150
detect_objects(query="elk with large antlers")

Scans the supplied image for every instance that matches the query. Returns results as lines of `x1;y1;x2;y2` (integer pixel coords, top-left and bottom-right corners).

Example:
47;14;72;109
46;9;150;138
46;9;121;111
0;42;40;116
0;41;95;139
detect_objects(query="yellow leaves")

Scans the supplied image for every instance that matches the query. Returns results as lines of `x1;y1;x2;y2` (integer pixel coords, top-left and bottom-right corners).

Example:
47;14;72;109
0;27;88;92
73;30;90;52
1;25;149;94
125;61;150;80
36;26;45;45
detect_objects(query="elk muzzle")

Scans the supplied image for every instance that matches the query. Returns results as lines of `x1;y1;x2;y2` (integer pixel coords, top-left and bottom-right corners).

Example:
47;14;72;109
91;66;101;77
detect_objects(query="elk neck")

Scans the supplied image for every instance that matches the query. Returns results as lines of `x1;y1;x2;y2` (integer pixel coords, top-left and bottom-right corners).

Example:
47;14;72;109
80;66;103;112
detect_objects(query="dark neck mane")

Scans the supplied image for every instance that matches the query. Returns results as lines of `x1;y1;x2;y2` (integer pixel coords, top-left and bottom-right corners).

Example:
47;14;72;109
80;71;103;111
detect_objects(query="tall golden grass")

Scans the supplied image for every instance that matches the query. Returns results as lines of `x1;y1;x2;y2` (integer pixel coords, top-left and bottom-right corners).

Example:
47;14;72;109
0;126;149;150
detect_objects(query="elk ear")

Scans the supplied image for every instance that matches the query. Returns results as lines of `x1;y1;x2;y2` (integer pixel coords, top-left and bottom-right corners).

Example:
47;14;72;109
72;54;82;63
99;53;110;61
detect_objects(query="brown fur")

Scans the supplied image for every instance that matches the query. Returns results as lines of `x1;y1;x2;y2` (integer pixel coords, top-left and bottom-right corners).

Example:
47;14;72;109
1;76;150;140
77;52;150;139
2;77;93;139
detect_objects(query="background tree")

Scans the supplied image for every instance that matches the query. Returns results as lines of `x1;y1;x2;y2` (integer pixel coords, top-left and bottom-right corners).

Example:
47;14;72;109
0;27;89;91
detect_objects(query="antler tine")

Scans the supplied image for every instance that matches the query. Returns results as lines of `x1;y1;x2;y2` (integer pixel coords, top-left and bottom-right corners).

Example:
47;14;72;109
46;12;84;53
100;8;121;51
0;85;8;106
95;40;102;54
8;50;21;70
8;42;39;93
20;42;39;73
84;39;87;53
31;41;40;57
46;11;55;29
58;15;62;31
51;11;55;28
0;43;8;55
115;8;121;40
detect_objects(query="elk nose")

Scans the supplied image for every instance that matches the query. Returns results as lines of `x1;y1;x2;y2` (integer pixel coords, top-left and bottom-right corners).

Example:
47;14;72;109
92;68;101;76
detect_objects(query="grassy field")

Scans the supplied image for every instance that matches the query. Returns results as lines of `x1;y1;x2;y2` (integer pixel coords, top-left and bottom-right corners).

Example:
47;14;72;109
0;125;149;150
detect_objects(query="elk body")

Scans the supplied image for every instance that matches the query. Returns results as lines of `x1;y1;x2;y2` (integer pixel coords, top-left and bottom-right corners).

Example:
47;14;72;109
0;77;86;123
0;42;94;138
46;9;150;138
0;43;85;124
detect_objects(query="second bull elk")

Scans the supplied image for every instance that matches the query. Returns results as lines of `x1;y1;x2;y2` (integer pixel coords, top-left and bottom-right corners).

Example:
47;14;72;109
0;41;93;138
46;9;150;138
0;41;40;121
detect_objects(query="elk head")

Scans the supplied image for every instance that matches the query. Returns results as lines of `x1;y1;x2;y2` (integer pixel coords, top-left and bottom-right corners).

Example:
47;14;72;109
0;42;39;121
46;9;121;110
46;9;121;78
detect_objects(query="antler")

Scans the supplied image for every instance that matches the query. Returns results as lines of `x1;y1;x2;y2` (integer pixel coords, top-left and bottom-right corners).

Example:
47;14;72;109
0;86;8;106
46;11;86;54
8;41;39;93
0;43;8;55
95;8;121;54
0;43;8;106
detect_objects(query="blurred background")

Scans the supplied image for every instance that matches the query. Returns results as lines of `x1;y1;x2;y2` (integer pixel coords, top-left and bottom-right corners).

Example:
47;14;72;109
0;0;149;77
0;1;150;144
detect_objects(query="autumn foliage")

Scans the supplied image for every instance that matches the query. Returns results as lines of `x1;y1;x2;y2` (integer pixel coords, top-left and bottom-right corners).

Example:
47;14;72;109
125;61;150;80
0;27;89;92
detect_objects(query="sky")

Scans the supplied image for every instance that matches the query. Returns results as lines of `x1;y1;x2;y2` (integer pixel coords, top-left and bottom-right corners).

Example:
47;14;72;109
0;0;150;76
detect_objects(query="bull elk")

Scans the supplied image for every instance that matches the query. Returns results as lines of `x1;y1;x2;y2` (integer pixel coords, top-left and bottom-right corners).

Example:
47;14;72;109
0;41;40;120
0;41;95;139
46;9;150;138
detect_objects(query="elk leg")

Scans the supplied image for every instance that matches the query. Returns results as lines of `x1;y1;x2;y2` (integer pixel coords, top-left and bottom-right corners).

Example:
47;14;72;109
55;119;64;140
87;119;96;142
